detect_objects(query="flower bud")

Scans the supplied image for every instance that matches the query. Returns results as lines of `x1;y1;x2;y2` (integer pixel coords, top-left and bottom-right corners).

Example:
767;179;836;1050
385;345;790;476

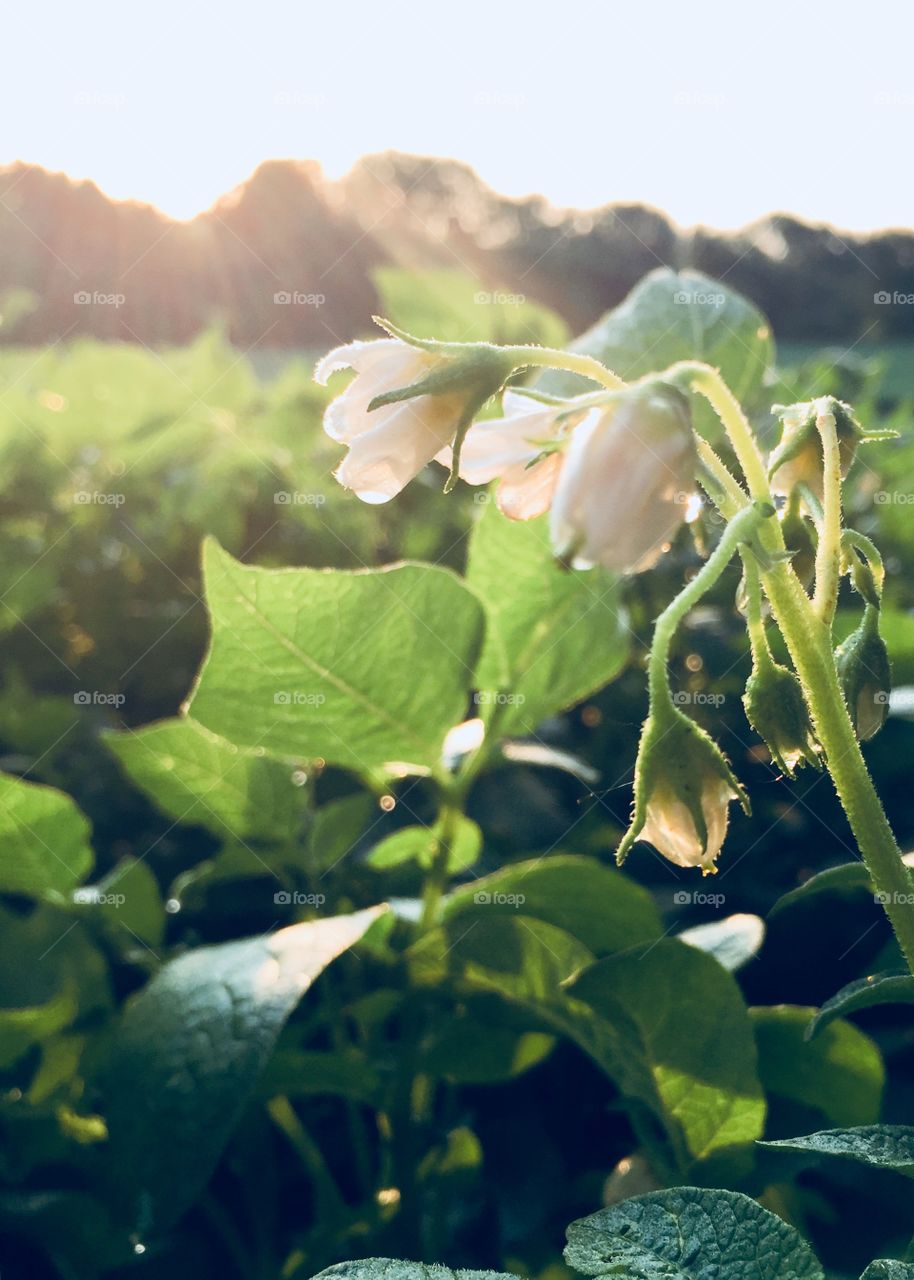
835;604;891;741
549;381;697;574
743;662;820;777
768;397;862;500
617;710;749;874
315;320;512;503
779;500;817;590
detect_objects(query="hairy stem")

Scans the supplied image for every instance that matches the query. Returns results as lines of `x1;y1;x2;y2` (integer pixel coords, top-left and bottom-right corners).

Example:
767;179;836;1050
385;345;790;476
504;345;625;390
813;402;842;626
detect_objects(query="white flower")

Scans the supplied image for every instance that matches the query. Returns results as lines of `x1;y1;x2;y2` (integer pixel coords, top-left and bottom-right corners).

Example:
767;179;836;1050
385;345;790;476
446;391;596;519
617;711;749;874
549;383;696;573
315;339;467;504
638;772;735;872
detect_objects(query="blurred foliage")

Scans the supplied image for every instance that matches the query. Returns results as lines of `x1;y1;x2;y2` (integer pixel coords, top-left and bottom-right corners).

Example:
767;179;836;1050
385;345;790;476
1;268;914;1280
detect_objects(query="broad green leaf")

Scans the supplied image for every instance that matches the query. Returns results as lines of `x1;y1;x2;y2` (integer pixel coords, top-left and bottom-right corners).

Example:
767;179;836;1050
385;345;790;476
189;540;485;772
309;793;377;871
0;771;94;898
104;716;307;843
465;502;629;733
258;1047;384;1106
102;906;385;1231
751;1006;883;1127
761;1125;914;1177
443;854;662;955
312;1261;517;1280
564;1187;824;1280
679;914;765;971
807;973;914;1039
570;941;766;1172
537;267;775;430
409;914;594;1007
861;1262;914;1279
367;816;482;874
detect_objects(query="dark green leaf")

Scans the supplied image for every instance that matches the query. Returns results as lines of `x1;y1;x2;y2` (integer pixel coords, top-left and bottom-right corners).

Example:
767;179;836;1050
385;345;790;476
564;1186;823;1279
760;1125;914;1178
807;974;914;1039
102;906;385;1231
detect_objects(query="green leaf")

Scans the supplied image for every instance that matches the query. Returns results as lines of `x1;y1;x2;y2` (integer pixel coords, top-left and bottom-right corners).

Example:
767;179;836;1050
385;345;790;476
309;793;377;871
367;816;482;873
189;540;485;772
76;856;165;949
409;914;594;1007
807;973;914;1039
537;267;775;430
0;771;94;899
760;1125;914;1178
751;1006;884;1127
311;1261;518;1280
102;906;385;1231
679;914;766;972
443;854;662;955
465;502;629;733
860;1262;914;1279
104;716;307;843
564;1187;823;1280
570;941;766;1172
769;862;874;917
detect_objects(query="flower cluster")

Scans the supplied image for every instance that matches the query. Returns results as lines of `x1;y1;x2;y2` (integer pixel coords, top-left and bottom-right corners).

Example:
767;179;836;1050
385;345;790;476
316;325;698;575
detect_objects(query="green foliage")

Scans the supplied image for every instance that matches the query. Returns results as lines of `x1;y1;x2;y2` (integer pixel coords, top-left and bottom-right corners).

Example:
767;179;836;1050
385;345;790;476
3;271;914;1280
564;1188;824;1279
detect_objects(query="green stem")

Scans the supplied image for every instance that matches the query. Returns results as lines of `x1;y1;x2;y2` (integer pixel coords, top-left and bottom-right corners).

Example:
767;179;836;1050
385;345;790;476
741;555;775;673
648;504;771;713
419;801;461;930
759;559;914;970
688;371;914;968
267;1097;345;1218
813;402;842;626
504;344;625;390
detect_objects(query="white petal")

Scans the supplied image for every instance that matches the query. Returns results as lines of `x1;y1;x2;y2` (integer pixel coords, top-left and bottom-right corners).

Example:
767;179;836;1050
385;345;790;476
496;453;563;520
335;395;464;503
320;343;438;444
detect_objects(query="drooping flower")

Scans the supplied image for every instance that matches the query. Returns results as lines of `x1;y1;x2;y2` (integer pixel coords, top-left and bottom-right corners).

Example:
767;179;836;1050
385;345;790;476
617;710;749;873
549;382;697;573
743;661;821;777
315;323;511;503
446;390;598;520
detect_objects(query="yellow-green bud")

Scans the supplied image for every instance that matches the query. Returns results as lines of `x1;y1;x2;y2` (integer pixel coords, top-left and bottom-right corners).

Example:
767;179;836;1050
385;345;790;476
835;604;891;741
779;500;817;590
768;397;862;500
743;662;821;777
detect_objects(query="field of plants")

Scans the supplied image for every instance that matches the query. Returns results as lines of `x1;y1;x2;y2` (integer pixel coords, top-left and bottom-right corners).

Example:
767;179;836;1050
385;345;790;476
3;266;914;1280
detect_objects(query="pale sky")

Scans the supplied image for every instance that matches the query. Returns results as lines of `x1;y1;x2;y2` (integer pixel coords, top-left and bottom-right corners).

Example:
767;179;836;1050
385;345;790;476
3;0;912;231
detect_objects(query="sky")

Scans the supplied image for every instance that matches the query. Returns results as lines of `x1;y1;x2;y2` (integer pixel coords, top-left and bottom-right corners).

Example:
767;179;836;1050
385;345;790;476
3;0;912;231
